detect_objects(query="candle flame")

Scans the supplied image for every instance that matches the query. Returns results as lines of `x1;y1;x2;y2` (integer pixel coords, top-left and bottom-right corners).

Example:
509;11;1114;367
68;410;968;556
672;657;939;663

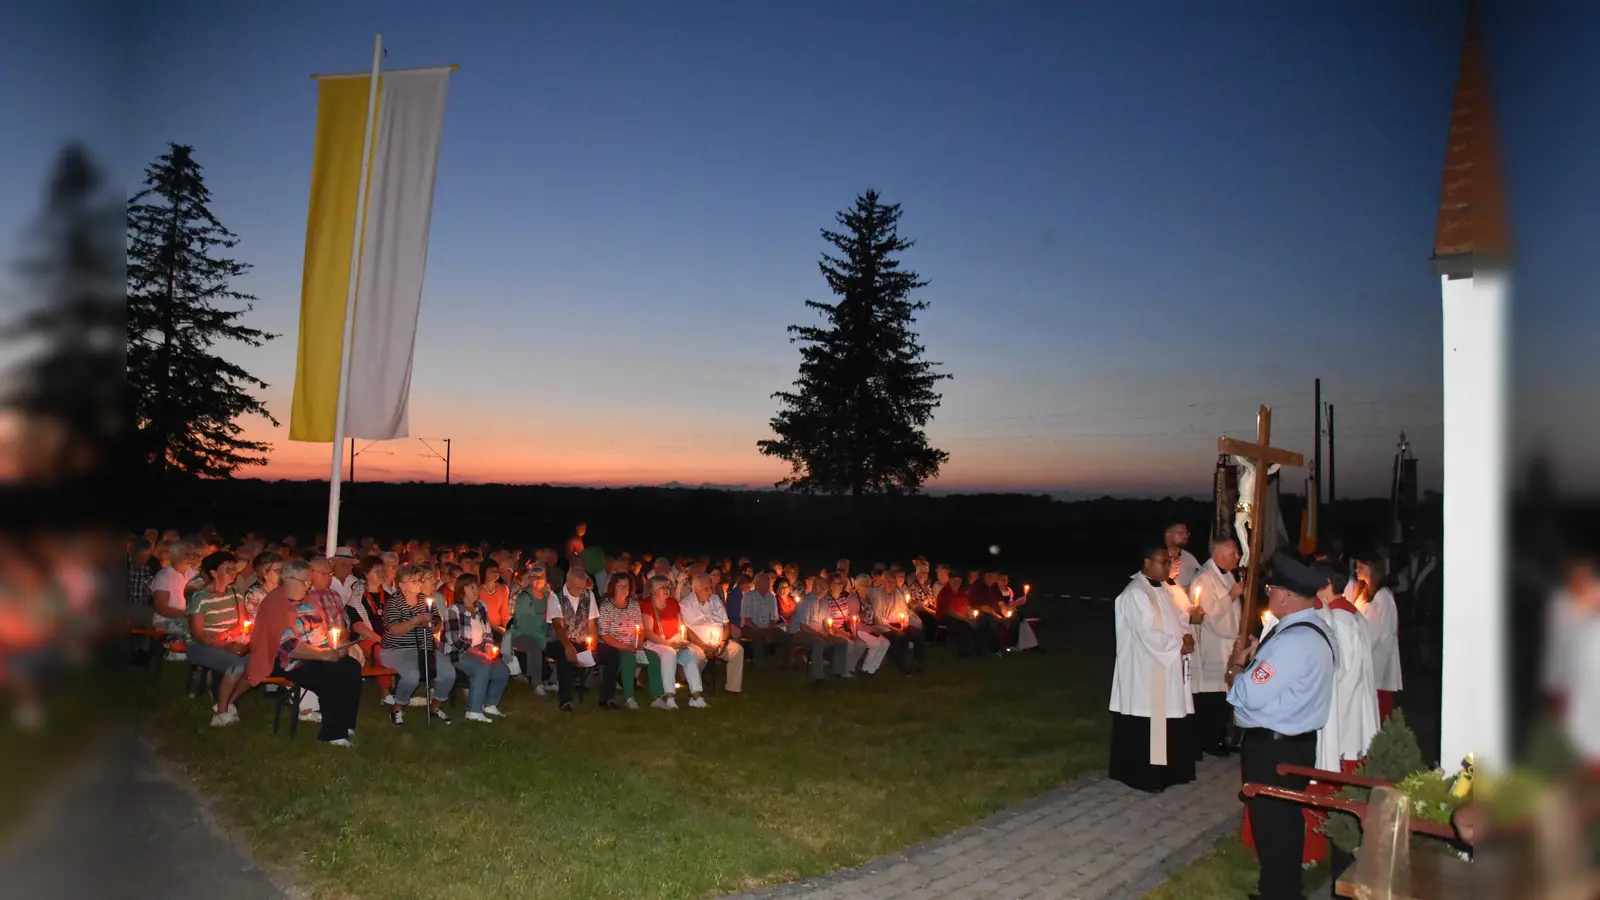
1024;584;1031;594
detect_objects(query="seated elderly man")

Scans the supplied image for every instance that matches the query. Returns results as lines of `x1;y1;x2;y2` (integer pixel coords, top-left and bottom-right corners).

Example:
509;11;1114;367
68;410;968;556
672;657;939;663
787;577;850;683
680;572;744;703
546;566;600;713
740;571;787;666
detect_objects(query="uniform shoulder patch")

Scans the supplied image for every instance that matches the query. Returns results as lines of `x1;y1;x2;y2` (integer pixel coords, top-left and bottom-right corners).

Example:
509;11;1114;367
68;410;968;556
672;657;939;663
1251;661;1276;684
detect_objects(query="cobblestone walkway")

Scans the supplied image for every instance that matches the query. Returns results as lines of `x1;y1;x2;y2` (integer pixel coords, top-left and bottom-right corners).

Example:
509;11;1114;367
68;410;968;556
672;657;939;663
730;754;1242;900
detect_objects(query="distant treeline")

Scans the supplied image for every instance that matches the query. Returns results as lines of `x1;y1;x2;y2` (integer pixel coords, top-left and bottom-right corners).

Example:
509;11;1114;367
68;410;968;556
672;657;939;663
124;478;1443;568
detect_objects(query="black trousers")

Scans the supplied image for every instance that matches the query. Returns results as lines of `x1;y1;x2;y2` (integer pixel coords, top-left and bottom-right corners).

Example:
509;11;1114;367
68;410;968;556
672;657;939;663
941;616;975;657
914;609;939;636
1240;728;1317;900
545;640;585;705
886;628;925;672
285;656;363;743
1193;691;1231;752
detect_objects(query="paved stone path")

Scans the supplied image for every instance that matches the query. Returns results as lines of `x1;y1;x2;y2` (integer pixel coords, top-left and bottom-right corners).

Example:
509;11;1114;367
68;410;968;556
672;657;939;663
730;755;1242;900
0;732;289;900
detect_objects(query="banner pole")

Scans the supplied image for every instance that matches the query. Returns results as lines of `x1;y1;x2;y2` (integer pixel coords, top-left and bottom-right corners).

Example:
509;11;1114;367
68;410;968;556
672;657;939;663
324;33;382;558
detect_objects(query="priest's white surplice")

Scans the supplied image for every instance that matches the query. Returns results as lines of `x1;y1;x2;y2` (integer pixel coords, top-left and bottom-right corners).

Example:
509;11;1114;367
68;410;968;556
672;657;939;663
1315;602;1381;770
1110;575;1194;765
1356;586;1403;691
1189;559;1239;694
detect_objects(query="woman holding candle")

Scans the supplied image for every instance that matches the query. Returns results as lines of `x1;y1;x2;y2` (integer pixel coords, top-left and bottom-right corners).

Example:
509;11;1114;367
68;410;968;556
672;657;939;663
382;564;455;726
511;565;556;695
595;577;645;709
442;574;511;723
640;575;685;709
185;551;253;726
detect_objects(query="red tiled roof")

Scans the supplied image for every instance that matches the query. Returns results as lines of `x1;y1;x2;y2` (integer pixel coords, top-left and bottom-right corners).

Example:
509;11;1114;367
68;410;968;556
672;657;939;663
1431;8;1510;261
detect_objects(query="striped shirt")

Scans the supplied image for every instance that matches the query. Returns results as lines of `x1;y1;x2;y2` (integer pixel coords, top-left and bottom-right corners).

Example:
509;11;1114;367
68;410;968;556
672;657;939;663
186;587;241;637
597;597;643;644
382;593;437;652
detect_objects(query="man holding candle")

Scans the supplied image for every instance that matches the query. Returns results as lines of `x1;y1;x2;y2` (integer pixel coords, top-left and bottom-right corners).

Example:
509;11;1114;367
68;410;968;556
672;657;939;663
680;572;743;703
788;576;849;683
1107;543;1197;793
1189;537;1245;756
869;576;925;675
739;571;786;666
546;566;600;713
935;572;976;658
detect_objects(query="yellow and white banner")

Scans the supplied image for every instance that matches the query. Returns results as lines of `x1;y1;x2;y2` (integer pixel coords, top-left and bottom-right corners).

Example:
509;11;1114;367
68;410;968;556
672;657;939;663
290;68;450;442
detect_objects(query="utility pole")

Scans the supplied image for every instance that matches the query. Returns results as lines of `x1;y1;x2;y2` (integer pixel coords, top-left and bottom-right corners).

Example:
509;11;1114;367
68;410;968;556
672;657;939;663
418;438;452;485
1312;378;1322;513
1325;403;1336;504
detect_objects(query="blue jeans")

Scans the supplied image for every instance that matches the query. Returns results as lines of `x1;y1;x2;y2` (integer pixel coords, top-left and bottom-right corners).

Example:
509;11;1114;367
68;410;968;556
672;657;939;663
388;646;456;704
455;653;509;713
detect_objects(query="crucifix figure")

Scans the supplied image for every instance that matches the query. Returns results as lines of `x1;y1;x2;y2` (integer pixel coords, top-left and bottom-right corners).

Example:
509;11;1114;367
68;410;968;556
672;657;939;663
1218;406;1304;649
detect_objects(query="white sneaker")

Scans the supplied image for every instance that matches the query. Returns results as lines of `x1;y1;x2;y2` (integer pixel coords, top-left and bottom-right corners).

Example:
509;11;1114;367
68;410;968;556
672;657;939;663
465;712;493;724
382;694;396;705
650;697;668;709
665;696;679;710
209;712;232;727
226;704;238;717
327;738;354;748
534;684;549;697
406;696;428;708
624;698;639;710
299;711;322;723
688;696;708;709
482;705;506;717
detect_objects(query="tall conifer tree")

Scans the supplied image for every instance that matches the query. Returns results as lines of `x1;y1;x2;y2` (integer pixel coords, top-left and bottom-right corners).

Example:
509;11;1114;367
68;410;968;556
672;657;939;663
127;143;276;477
759;190;950;501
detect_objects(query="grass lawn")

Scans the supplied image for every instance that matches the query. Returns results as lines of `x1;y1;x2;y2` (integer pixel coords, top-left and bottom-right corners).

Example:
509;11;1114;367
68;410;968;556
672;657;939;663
136;610;1114;900
1143;833;1328;900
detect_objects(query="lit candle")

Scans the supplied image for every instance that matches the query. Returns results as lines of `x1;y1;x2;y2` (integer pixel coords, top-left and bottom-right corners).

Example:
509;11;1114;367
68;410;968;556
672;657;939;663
490;644;499;658
825;616;834;630
1004;609;1013;619
242;619;253;632
330;627;341;647
1023;584;1031;596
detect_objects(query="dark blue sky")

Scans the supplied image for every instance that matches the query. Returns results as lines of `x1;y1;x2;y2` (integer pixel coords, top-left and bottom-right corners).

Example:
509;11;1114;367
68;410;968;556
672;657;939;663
3;1;1593;496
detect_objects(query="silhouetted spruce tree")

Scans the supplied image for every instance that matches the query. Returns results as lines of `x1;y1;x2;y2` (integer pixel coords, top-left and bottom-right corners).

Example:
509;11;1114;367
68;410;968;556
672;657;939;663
127;143;276;477
759;190;950;502
1;144;124;487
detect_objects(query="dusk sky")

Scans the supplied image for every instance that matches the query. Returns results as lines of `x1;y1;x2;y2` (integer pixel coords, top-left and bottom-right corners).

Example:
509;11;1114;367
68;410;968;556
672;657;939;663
3;1;1595;497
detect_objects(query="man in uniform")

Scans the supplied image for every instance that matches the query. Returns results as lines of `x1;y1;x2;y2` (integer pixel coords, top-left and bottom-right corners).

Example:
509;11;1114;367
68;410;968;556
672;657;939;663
1226;552;1338;900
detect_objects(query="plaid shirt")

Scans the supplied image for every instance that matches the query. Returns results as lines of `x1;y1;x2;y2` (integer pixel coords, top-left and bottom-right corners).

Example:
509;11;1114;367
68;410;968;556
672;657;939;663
442;600;495;656
277;598;331;673
309;587;346;631
127;556;153;607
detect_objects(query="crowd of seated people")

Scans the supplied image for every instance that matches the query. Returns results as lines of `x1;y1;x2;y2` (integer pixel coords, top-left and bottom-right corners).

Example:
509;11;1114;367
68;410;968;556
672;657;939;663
124;527;1042;747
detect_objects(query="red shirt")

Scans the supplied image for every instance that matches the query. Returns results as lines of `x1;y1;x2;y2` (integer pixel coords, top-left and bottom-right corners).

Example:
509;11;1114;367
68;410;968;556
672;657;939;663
246;586;294;686
936;584;972;619
645;596;682;641
479;583;511;630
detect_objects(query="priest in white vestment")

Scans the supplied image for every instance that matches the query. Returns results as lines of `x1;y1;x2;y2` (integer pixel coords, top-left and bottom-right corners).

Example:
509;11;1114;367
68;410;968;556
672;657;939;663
1311;565;1380;773
1350;552;1402;722
1109;543;1197;793
1190;538;1243;756
1165;523;1202;588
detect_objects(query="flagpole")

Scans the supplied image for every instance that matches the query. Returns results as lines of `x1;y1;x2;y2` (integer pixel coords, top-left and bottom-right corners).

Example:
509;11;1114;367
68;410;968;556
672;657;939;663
324;33;383;558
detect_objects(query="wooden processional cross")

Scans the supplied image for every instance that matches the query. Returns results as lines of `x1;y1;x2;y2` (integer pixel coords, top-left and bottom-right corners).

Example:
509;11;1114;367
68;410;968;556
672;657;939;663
1218;405;1305;646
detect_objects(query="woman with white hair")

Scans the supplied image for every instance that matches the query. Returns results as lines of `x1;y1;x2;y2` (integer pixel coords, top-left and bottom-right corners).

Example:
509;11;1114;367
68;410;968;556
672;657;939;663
275;558;365;747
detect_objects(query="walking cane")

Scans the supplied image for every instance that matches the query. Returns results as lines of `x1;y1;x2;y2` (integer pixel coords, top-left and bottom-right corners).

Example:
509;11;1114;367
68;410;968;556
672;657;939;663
420;593;434;727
